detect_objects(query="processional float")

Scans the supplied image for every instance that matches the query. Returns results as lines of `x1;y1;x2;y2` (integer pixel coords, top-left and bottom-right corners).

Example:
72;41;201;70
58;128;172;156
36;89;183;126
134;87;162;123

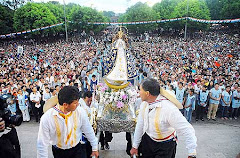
94;26;138;158
43;27;138;158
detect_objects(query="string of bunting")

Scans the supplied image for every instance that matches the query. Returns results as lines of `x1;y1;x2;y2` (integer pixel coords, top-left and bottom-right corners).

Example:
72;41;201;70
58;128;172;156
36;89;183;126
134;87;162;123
88;17;240;25
0;22;64;38
1;17;240;38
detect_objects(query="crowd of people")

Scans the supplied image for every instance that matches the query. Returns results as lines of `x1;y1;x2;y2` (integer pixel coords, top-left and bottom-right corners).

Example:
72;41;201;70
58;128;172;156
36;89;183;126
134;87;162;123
0;29;240;125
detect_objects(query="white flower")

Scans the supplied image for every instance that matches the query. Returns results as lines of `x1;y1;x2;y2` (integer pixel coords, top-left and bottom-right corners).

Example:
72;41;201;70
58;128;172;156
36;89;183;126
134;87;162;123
109;95;114;102
114;96;118;102
120;91;125;96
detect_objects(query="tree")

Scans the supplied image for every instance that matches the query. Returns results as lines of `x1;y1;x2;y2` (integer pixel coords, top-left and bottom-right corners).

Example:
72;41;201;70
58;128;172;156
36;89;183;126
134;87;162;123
43;1;65;33
0;4;14;34
171;0;210;31
221;0;240;19
153;0;183;19
206;0;240;20
153;0;183;30
69;6;108;33
103;11;115;18
13;2;57;35
119;2;159;33
206;0;223;20
44;1;64;22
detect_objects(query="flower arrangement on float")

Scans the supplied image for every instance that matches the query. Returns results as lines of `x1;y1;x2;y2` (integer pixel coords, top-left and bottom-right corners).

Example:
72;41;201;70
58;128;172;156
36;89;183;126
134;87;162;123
96;82;137;120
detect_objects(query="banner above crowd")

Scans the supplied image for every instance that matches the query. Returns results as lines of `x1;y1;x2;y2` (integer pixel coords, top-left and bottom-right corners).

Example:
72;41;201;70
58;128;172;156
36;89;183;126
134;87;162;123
0;23;64;38
1;17;240;38
88;17;240;25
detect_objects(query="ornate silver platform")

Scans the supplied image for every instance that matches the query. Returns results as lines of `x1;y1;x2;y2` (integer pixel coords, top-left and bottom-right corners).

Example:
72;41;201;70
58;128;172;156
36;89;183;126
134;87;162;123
97;118;136;133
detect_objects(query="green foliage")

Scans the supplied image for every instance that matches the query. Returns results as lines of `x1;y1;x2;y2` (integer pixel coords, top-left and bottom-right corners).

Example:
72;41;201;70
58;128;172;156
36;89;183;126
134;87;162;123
152;0;183;29
206;0;223;20
68;6;108;33
13;2;57;35
152;0;210;31
171;0;210;30
1;0;239;36
0;4;14;34
119;2;159;33
43;1;65;32
153;0;183;19
103;11;115;18
206;0;240;20
45;1;64;22
221;0;240;19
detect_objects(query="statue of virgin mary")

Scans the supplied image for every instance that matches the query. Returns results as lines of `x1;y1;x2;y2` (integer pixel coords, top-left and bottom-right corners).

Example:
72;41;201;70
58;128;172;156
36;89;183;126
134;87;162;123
102;27;137;88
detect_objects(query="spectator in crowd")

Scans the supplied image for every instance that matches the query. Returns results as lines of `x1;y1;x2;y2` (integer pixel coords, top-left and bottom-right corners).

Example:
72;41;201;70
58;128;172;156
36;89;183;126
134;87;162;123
231;86;240;119
184;89;195;123
196;85;209;121
17;89;30;121
208;83;221;121
30;87;42;122
0;30;239;124
221;85;232;120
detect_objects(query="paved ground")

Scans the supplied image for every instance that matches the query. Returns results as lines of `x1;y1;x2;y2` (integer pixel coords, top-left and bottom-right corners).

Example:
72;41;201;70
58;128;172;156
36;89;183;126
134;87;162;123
16;118;240;158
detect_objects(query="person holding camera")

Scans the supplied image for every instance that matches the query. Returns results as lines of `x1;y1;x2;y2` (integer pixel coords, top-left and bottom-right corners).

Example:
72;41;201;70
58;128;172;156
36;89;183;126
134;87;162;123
0;118;21;158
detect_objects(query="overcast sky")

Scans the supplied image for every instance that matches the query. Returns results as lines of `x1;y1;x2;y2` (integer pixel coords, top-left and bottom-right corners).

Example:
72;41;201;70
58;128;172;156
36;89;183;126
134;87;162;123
33;0;161;13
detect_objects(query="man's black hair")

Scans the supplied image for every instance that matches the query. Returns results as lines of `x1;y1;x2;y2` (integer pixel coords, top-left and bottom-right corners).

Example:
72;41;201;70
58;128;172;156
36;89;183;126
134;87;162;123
141;78;160;96
83;91;93;99
74;83;78;87
143;72;148;77
189;89;194;93
55;85;60;89
58;86;80;105
226;85;231;88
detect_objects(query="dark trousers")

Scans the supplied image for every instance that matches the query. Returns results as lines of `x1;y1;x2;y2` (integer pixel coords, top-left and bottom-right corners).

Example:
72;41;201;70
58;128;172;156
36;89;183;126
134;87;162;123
31;102;42;122
126;132;142;157
0;127;21;158
221;106;229;117
52;142;86;158
84;140;92;158
126;132;132;156
141;133;177;158
99;131;112;147
196;106;205;119
231;108;239;118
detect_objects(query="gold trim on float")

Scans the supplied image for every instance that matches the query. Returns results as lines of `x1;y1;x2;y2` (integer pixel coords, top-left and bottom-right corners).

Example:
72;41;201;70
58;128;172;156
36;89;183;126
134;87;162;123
104;79;130;89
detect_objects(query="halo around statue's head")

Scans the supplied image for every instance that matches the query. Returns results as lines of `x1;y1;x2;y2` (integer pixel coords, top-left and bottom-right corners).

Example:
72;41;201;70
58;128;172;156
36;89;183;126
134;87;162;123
113;26;128;36
112;26;129;47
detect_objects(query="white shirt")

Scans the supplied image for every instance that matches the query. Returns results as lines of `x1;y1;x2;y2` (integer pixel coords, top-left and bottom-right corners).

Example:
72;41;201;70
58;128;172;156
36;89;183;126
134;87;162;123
30;91;41;102
171;81;178;88
37;105;98;158
132;95;197;156
79;98;91;116
194;84;201;94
